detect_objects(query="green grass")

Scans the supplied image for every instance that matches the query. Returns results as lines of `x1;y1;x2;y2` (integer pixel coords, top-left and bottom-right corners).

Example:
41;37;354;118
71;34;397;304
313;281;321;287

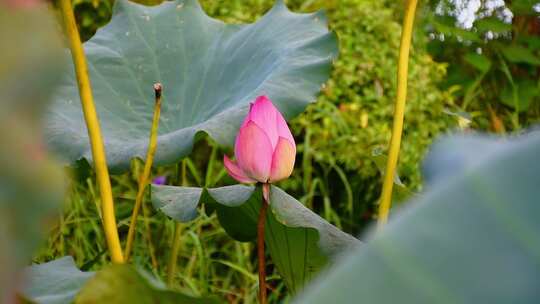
34;140;290;303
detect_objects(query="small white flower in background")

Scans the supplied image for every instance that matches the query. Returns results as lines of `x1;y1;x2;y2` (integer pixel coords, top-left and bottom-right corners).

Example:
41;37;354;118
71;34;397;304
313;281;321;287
435;0;514;32
534;3;540;13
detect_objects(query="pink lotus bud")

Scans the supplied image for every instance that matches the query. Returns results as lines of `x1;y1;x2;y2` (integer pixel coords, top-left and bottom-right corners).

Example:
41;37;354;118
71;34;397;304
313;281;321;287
224;96;296;184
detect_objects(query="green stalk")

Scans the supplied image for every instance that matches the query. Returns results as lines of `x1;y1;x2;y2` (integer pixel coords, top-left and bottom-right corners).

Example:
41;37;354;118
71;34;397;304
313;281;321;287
59;0;123;263
142;191;159;269
124;83;163;261
377;0;418;228
258;183;270;304
167;159;188;286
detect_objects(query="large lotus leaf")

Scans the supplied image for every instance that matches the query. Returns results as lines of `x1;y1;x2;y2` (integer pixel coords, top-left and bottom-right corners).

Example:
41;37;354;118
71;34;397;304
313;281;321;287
152;184;360;293
20;257;219;304
20;257;94;304
46;0;337;172
294;130;540;303
0;4;65;302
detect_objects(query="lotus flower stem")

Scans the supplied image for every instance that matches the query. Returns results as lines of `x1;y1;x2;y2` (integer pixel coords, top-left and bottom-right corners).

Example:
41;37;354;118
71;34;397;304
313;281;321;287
167;159;188;286
59;0;124;264
377;0;418;228
258;183;270;304
124;83;163;260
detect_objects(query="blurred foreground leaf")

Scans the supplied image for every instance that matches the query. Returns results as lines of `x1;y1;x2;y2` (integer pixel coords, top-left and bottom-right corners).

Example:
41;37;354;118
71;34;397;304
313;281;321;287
75;264;219;303
294;130;540;303
152;184;360;293
20;257;219;304
46;0;337;172
0;2;65;302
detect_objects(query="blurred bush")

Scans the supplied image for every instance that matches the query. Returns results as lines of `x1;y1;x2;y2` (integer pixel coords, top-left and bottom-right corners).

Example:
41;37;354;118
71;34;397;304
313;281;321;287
69;0;455;231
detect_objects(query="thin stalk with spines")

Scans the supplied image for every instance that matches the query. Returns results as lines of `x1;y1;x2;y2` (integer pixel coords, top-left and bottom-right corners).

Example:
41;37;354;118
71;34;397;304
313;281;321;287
377;0;419;228
167;159;188;286
124;83;163;261
258;183;270;304
59;0;124;264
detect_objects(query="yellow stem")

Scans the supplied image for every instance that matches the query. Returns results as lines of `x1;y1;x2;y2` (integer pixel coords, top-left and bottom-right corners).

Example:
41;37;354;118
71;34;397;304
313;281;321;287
59;0;124;264
377;0;418;228
124;83;163;261
167;159;187;286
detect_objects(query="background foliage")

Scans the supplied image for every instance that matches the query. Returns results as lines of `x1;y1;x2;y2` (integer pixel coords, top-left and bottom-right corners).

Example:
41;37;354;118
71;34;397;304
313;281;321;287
68;0;456;232
425;0;540;131
38;0;536;302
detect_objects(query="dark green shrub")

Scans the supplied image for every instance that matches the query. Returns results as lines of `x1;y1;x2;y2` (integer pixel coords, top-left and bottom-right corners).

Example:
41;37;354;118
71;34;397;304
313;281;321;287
425;0;540;132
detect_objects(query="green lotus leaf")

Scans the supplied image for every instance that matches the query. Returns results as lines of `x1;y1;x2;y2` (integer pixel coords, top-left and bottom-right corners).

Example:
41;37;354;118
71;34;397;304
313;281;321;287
294;131;540;303
75;264;219;304
151;184;360;293
151;185;202;222
46;0;337;172
20;257;219;304
20;257;94;304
